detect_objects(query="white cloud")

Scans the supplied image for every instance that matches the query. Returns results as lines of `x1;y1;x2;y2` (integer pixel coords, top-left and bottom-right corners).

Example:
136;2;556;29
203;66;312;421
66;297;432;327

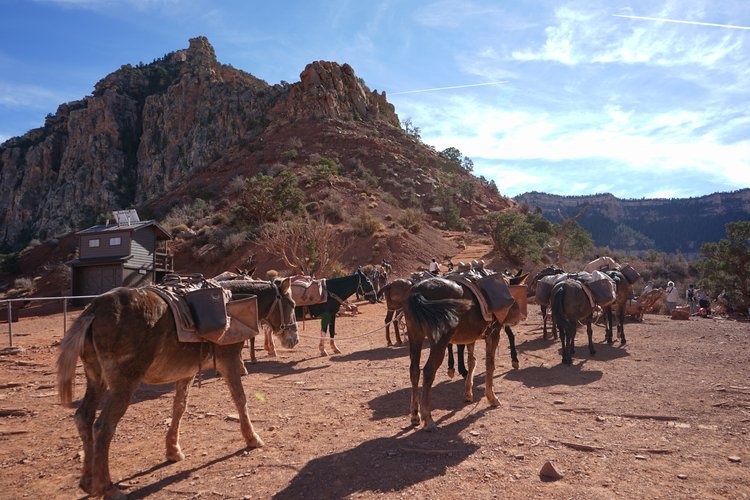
0;82;70;109
511;4;745;68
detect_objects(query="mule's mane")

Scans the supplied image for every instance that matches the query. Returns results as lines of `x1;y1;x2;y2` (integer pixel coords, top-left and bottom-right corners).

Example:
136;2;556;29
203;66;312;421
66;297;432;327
219;280;275;296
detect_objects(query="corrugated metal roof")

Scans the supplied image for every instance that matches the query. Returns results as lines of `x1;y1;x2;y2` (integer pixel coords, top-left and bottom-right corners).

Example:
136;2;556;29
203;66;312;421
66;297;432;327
76;220;172;239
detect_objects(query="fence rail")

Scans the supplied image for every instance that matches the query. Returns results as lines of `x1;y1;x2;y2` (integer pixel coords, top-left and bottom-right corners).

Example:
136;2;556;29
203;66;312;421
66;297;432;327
2;295;100;347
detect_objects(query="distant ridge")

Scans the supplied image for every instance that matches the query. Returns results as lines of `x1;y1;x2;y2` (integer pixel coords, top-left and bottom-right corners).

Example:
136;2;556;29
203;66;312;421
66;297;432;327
514;189;750;255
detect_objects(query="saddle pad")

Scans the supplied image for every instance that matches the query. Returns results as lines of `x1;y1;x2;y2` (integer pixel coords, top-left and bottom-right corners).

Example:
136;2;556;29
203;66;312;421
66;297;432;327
199;296;259;345
291;279;328;306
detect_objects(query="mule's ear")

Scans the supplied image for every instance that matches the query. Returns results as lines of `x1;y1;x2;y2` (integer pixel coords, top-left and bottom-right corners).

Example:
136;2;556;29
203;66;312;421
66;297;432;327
278;276;292;294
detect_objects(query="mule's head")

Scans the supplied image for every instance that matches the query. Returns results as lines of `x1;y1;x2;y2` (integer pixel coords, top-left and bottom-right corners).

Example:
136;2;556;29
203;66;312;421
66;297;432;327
356;270;378;304
270;277;299;349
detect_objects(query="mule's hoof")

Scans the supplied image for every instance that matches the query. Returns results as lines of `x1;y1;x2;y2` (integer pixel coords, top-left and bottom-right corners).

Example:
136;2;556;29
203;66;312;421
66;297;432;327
331;347;342;354
78;476;94;495
620;339;627;346
447;368;455;379
166;448;185;462
459;370;469;379
512;361;520;370
319;349;328;357
103;484;127;500
464;395;474;403
488;397;500;407
410;414;421;426
387;342;393;347
247;434;265;449
423;422;438;432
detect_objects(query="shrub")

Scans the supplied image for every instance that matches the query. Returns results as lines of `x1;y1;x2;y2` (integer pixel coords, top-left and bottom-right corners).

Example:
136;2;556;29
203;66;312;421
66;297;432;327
12;277;34;294
266;269;279;280
352;209;381;236
222;232;247;252
224;176;247;196
398;208;423;234
280;149;298;162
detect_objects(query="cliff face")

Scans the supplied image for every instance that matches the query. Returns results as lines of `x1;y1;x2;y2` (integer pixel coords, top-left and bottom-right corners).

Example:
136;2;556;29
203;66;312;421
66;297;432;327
515;190;750;254
0;37;400;250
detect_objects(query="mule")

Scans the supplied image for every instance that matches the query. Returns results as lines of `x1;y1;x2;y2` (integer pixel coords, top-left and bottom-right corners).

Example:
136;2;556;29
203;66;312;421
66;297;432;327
57;278;299;499
550;278;595;365
604;270;633;345
379;278;414;346
403;276;526;430
297;269;376;356
530;267;565;339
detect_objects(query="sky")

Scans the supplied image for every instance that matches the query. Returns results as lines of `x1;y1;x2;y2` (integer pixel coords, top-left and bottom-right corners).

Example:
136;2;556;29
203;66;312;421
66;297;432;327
1;0;749;199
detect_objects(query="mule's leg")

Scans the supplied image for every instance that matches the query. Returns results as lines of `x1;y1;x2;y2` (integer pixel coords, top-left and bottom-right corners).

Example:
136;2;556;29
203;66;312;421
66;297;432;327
618;306;627;345
329;315;342;354
75;366;105;495
457;344;468;379
408;335;423;426
248;338;257;363
165;376;194;462
260;324;276;358
505;326;519;369
394;312;403;345
447;344;455;379
484;328;501;406
221;352;264;449
91;382;139;499
385;309;395;346
605;307;614;344
587;318;596;356
541;305;548;339
318;312;329;356
463;343;477;402
420;340;448;431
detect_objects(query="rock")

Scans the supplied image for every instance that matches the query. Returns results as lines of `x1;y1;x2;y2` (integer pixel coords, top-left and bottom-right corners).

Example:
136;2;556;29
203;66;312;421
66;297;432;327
728;456;742;463
226;414;240;422
596;415;606;422
677;474;688;480
539;461;563;481
635;454;647;460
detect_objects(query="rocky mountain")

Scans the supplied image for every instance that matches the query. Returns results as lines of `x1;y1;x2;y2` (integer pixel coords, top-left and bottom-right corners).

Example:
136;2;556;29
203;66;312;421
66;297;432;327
514;190;750;255
0;37;509;255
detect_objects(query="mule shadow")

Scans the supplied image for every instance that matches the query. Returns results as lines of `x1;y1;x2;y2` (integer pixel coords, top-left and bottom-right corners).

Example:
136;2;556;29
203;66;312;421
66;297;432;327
273;408;490;499
120;448;248;498
331;345;409;363
368;378;488;421
516;336;556;353
581;341;631;362
503;361;603;388
245;358;329;380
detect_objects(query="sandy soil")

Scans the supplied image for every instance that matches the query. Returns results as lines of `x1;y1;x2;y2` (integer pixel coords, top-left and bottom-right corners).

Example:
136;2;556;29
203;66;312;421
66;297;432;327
0;297;748;499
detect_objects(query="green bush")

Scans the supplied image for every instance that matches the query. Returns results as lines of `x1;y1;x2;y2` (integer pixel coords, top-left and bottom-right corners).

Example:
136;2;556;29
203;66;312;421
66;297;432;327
280;149;298;162
398;208;423;233
352;209;381;236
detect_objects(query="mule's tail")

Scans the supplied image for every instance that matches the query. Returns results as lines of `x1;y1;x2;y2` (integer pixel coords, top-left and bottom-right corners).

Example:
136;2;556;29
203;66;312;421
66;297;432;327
405;292;471;343
57;309;95;407
551;284;575;337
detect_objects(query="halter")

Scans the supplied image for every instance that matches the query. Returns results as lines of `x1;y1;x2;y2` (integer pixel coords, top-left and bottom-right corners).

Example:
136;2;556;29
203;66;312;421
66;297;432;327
263;282;298;335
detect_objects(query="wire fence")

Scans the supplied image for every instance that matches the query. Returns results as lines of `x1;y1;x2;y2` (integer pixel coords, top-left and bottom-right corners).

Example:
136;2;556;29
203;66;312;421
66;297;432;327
2;295;99;347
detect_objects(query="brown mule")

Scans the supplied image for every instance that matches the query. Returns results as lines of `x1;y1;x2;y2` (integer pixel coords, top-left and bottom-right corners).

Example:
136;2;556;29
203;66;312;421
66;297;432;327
57;278;298;499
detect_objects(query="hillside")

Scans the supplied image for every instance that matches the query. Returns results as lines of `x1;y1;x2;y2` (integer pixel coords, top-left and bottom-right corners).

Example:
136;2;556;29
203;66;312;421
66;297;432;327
0;36;515;289
514;190;750;255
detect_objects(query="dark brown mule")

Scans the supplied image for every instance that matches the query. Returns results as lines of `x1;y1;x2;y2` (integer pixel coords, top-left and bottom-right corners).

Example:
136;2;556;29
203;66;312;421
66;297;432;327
57;278;298;499
604;270;633;345
550;279;596;365
530;267;565;339
403;276;527;431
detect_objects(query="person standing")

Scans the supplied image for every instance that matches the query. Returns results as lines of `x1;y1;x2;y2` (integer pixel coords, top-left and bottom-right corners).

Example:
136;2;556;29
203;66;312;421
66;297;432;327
698;288;711;315
643;280;654;294
665;281;679;313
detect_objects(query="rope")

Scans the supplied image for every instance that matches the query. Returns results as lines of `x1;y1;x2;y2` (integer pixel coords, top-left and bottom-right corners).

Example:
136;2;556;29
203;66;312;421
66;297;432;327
294;316;401;342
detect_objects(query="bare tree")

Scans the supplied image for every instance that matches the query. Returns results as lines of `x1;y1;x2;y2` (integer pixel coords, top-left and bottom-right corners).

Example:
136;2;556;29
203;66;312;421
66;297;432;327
556;205;588;268
259;218;349;277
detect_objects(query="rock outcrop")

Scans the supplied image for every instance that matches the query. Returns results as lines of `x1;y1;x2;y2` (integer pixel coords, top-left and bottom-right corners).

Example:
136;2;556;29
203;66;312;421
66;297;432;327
0;37;400;250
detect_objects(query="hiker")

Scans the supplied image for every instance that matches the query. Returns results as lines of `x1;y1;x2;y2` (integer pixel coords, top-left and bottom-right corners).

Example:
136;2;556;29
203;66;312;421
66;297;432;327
447;259;454;272
697;288;711;315
665;281;679;313
381;259;393;274
370;266;381;294
643;280;654;294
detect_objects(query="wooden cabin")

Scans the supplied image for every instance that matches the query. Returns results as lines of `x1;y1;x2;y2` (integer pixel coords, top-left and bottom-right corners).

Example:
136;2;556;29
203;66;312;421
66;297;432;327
68;211;173;303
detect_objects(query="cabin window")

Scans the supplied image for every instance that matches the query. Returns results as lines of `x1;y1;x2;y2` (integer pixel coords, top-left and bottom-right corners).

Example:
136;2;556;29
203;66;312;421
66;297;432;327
109;237;121;246
88;239;100;248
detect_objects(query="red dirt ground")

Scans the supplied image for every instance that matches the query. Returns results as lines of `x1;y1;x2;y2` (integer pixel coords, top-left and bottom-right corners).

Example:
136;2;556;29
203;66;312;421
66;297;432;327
0;297;748;499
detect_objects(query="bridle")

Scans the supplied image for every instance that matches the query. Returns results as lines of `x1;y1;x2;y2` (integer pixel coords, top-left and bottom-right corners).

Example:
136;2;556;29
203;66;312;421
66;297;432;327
356;273;377;300
262;282;298;336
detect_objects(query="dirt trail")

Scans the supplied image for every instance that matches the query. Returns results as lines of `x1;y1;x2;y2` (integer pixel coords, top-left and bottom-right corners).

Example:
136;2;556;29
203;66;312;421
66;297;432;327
1;305;748;499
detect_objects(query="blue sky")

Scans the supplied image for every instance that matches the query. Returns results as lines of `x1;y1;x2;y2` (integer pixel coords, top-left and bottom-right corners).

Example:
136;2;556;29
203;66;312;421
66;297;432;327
1;0;749;199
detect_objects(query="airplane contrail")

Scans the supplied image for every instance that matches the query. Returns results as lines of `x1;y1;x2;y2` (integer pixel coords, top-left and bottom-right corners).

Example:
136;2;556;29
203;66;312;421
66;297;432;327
389;81;507;95
613;14;750;30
